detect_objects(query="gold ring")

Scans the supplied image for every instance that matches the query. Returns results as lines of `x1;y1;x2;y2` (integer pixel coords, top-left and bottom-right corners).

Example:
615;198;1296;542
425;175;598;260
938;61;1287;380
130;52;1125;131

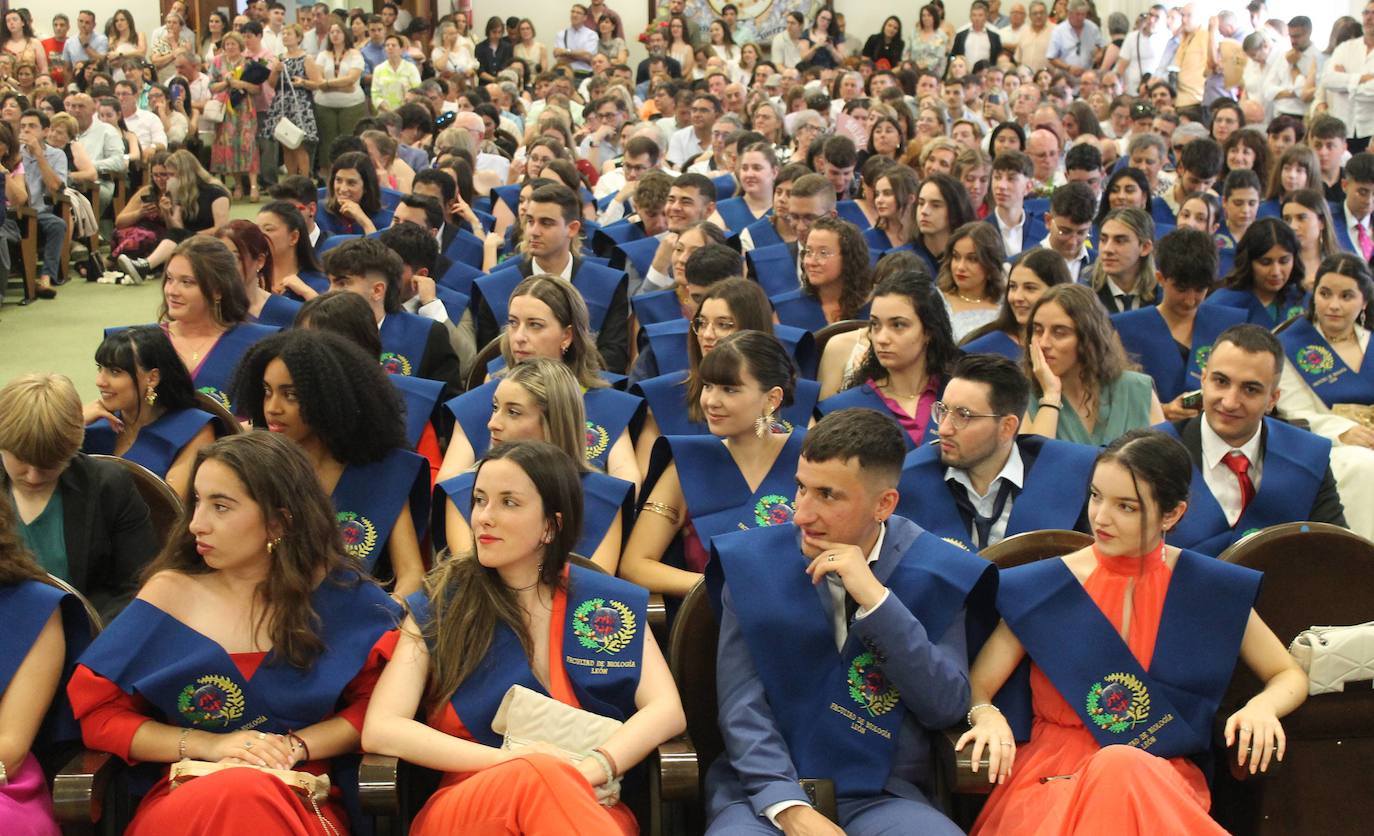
999;742;1011;747
827;555;835;562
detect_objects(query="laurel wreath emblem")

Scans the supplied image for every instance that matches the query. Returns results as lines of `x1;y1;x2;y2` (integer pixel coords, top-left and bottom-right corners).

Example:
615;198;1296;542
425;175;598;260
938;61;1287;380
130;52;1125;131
176;674;246;729
753;494;794;527
336;511;379;561
1193;344;1212;371
1085;672;1151;733
573;597;637;654
1295;344;1335;375
380;352;413;376
197;386;232;411
942;536;971;551
848;652;900;717
584;420;611;461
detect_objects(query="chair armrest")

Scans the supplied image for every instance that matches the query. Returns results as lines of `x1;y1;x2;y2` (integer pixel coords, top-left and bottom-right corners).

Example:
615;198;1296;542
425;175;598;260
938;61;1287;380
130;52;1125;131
357;753;402;815
647;593;667;645
52;749;117;823
940;727;995;796
656;734;699;803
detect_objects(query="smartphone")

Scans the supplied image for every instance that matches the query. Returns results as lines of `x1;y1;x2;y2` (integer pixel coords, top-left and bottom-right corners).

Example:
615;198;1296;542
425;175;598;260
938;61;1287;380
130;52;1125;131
1180;390;1202;410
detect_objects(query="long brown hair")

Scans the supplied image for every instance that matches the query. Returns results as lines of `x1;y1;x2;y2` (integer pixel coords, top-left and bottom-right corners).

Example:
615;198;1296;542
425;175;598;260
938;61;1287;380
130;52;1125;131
1022;284;1131;422
140;433;353;668
500;275;607;389
157;236;250;327
421;441;584;711
0;499;52;586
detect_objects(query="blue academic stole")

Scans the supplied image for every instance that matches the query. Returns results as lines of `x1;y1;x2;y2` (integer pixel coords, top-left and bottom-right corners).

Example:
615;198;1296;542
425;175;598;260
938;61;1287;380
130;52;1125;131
103;323;278;411
379;311;435;378
747;242;799;297
996;551;1258;756
716;523;991;799
1157;418;1330;555
1204;287;1306;327
862;226;911;266
835;200;871;231
391;374;444;449
435;470;632;558
331;449;430;574
631;289;683;329
438;259;486;298
772;291;871;333
298;270;330;295
476;261;624;333
615;235;661;277
584;388;644;471
643;320;690;375
445;380;500;457
715;197;767;232
434;285;471;327
0;580;92;746
740;216;783;251
894;437;1096;551
1279;318;1374;408
817;382;936;451
631;372;820;436
444;226;487;269
1113;305;1246;402
414;565;646;748
253;294;303;329
79;577;398;794
83;409;216;479
961;329;1022;361
490;184;520;214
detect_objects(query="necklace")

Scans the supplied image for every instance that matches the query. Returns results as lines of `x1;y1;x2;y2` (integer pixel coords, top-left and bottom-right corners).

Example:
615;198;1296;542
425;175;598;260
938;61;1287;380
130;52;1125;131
955;291;984;304
171;327;219;364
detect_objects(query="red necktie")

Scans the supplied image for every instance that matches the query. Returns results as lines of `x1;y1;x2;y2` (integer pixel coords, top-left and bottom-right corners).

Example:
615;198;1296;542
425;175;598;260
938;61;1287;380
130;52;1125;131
1223;451;1255;520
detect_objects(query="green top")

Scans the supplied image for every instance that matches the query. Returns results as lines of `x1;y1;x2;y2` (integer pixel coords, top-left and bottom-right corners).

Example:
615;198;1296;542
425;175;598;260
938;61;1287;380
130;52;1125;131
1029;370;1156;447
11;488;68;581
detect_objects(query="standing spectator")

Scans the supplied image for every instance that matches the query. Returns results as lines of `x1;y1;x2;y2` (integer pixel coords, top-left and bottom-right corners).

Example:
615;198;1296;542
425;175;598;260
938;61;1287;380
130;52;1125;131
908;3;950;76
771;11;804;70
431;18;476;80
359;15;388;80
308;21;365;181
1;11;47;76
263;24;320;178
105;8;146;59
15;109;68;297
1117;4;1168;95
475;16;512;82
372;34;420;112
1322;3;1374;155
587;0;624;40
301;2;332;55
64;10;109;69
40;14;69;86
1047;0;1104;78
1001;4;1030;55
261;1;288;57
952;1;1003;68
554;5;598;78
512;18;549;74
208;31;260;200
596;14;628;66
1016;1;1055;72
149;12;192;84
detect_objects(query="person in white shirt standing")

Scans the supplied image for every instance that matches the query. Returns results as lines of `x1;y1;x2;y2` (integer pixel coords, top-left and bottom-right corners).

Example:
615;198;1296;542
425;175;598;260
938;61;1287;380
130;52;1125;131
951;1;1001;70
554;5;598;79
1322;2;1374;155
1116;4;1168;96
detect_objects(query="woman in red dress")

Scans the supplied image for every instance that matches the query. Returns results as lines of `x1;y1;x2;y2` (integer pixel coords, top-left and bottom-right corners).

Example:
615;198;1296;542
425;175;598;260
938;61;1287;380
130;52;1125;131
957;429;1308;835
67;433;400;835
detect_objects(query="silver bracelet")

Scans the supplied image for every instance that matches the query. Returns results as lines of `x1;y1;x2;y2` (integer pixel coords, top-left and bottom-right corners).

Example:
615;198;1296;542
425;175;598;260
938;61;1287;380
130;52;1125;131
966;702;1002;727
178;727;192;761
0;756;8;786
585;748;614;787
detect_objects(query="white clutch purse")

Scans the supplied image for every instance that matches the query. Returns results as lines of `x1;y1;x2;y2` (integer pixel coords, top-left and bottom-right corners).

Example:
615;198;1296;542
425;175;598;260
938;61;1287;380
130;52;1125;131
1289;622;1374;695
491;684;624;804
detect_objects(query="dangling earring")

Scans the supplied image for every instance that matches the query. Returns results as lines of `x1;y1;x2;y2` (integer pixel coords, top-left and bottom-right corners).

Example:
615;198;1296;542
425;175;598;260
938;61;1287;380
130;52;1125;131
754;407;775;438
266;536;283;554
145;387;158;406
213;296;222;321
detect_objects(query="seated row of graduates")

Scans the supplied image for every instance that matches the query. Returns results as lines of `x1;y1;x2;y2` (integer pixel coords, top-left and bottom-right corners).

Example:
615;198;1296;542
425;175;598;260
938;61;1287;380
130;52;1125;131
0;404;1310;834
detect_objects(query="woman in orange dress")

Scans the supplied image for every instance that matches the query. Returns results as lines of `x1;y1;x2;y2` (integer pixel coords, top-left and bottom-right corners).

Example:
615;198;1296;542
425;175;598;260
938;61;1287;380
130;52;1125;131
956;429;1308;835
67;433;400;835
362;440;684;834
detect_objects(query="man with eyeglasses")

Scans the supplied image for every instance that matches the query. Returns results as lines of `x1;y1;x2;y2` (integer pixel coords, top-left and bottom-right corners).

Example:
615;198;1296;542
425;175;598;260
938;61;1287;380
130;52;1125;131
746;173;835;297
1015;1;1055;73
579;95;628;171
1035;182;1096;282
896;354;1096;551
1047;0;1104;80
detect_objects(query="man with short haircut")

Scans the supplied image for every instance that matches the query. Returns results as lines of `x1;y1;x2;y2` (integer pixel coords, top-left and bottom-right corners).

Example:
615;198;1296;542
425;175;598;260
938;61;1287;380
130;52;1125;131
301;2;332;55
668;92;719;168
323;236;462;392
1321;2;1374;154
360;16;388;79
65;91;124;210
1116;228;1244;417
1117;4;1168;95
597;134;662;225
1328;152;1374;256
13;110;68;295
42;15;71;86
897;354;1096;549
642;173;717;294
1265;15;1319;118
771;10;805;69
1062;142;1104;200
1157;324;1347;555
746;173;834;296
1309;115;1350;203
819;134;858;203
1038;182;1096;281
1047;0;1105;78
268;175;325;254
1015;1;1055;72
378;217;472;372
950;2;1002;69
707;408;992;836
554;5;598;78
986;151;1043;258
579;95;627;170
474;183;631;372
1158;137;1222;224
64;10;108;68
114;81;165;163
942;77;985;133
392;103;433;172
637;28;681;83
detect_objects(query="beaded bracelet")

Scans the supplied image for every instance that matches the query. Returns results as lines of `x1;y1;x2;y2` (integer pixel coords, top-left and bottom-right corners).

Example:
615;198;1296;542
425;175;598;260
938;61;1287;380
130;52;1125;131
178;728;192;761
586;749;615;786
966;702;1003;727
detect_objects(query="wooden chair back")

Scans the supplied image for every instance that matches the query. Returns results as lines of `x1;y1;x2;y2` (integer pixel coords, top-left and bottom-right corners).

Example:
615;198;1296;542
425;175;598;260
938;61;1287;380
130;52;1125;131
88;455;183;552
979;529;1093;570
195;392;243;437
668;580;722;792
812;319;867;362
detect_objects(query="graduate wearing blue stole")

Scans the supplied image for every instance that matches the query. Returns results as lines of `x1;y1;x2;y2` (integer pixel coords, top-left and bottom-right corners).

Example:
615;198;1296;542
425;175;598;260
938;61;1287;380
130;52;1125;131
1203;286;1307;326
331;448;430;577
1113;304;1247;402
1279;317;1374;408
960;328;1022;360
631;371;822;436
861;227;915;267
630;288;683;329
83;409;218;480
835;200;873;231
391;374;445;450
379;310;442;378
251;294;303;329
895;436;1096;551
715;197;768;233
706;517;993;833
638;319;819;381
738;215;784;252
70;573;400;826
106;323;279;410
817;379;942;451
746;241;800;297
772;290;871;332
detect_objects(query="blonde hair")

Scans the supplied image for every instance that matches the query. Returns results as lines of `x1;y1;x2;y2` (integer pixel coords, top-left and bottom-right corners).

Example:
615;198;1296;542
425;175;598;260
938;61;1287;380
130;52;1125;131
166;148;220;219
49;112;78;139
0;373;84;469
501;359;592;471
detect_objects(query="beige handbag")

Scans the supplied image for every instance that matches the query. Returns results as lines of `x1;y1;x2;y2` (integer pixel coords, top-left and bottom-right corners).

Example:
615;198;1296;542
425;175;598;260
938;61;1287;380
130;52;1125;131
169;759;336;834
1289;622;1374;695
201;97;225;123
491;684;624;805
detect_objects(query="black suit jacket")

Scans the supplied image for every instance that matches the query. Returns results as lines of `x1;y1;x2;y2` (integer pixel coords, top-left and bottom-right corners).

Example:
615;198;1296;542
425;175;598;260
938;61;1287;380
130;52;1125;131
416;318;464;397
951;28;1003;61
3;454;159;622
474;255;631;373
1174;417;1347;527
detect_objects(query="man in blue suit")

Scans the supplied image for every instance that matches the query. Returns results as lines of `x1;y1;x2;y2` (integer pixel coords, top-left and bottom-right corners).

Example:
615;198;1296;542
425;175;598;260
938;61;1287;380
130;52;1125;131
707;408;994;835
1327;152;1374;256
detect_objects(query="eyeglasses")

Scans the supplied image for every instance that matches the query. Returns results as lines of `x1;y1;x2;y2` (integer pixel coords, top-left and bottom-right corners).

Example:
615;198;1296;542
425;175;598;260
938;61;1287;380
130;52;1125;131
931;401;1003;430
691;316;736;335
800;246;836;260
786;212;824;227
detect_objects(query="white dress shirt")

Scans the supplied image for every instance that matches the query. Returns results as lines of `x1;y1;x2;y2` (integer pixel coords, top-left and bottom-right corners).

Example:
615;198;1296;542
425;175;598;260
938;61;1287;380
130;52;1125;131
1345;202;1373;257
667;125;705;168
1119;27;1168;94
1038;233;1091;283
123;109;167;153
946;443;1025;547
994;207;1026;256
1200;416;1265;527
962;29;992;67
403;293;450;323
533;254;576;282
1325;37;1374;139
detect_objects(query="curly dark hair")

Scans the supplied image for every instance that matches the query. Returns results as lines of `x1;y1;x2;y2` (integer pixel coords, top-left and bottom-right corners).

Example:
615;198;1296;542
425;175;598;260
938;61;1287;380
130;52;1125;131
846;270;959;389
802;216;873;321
229;330;406;465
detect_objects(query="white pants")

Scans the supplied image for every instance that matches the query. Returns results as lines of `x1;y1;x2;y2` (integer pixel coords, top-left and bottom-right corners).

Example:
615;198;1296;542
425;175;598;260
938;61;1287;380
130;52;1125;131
1330;444;1374;542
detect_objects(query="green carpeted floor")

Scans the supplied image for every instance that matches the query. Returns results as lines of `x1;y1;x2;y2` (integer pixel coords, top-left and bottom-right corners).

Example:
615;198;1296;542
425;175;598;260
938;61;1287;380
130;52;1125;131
0;200;265;401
